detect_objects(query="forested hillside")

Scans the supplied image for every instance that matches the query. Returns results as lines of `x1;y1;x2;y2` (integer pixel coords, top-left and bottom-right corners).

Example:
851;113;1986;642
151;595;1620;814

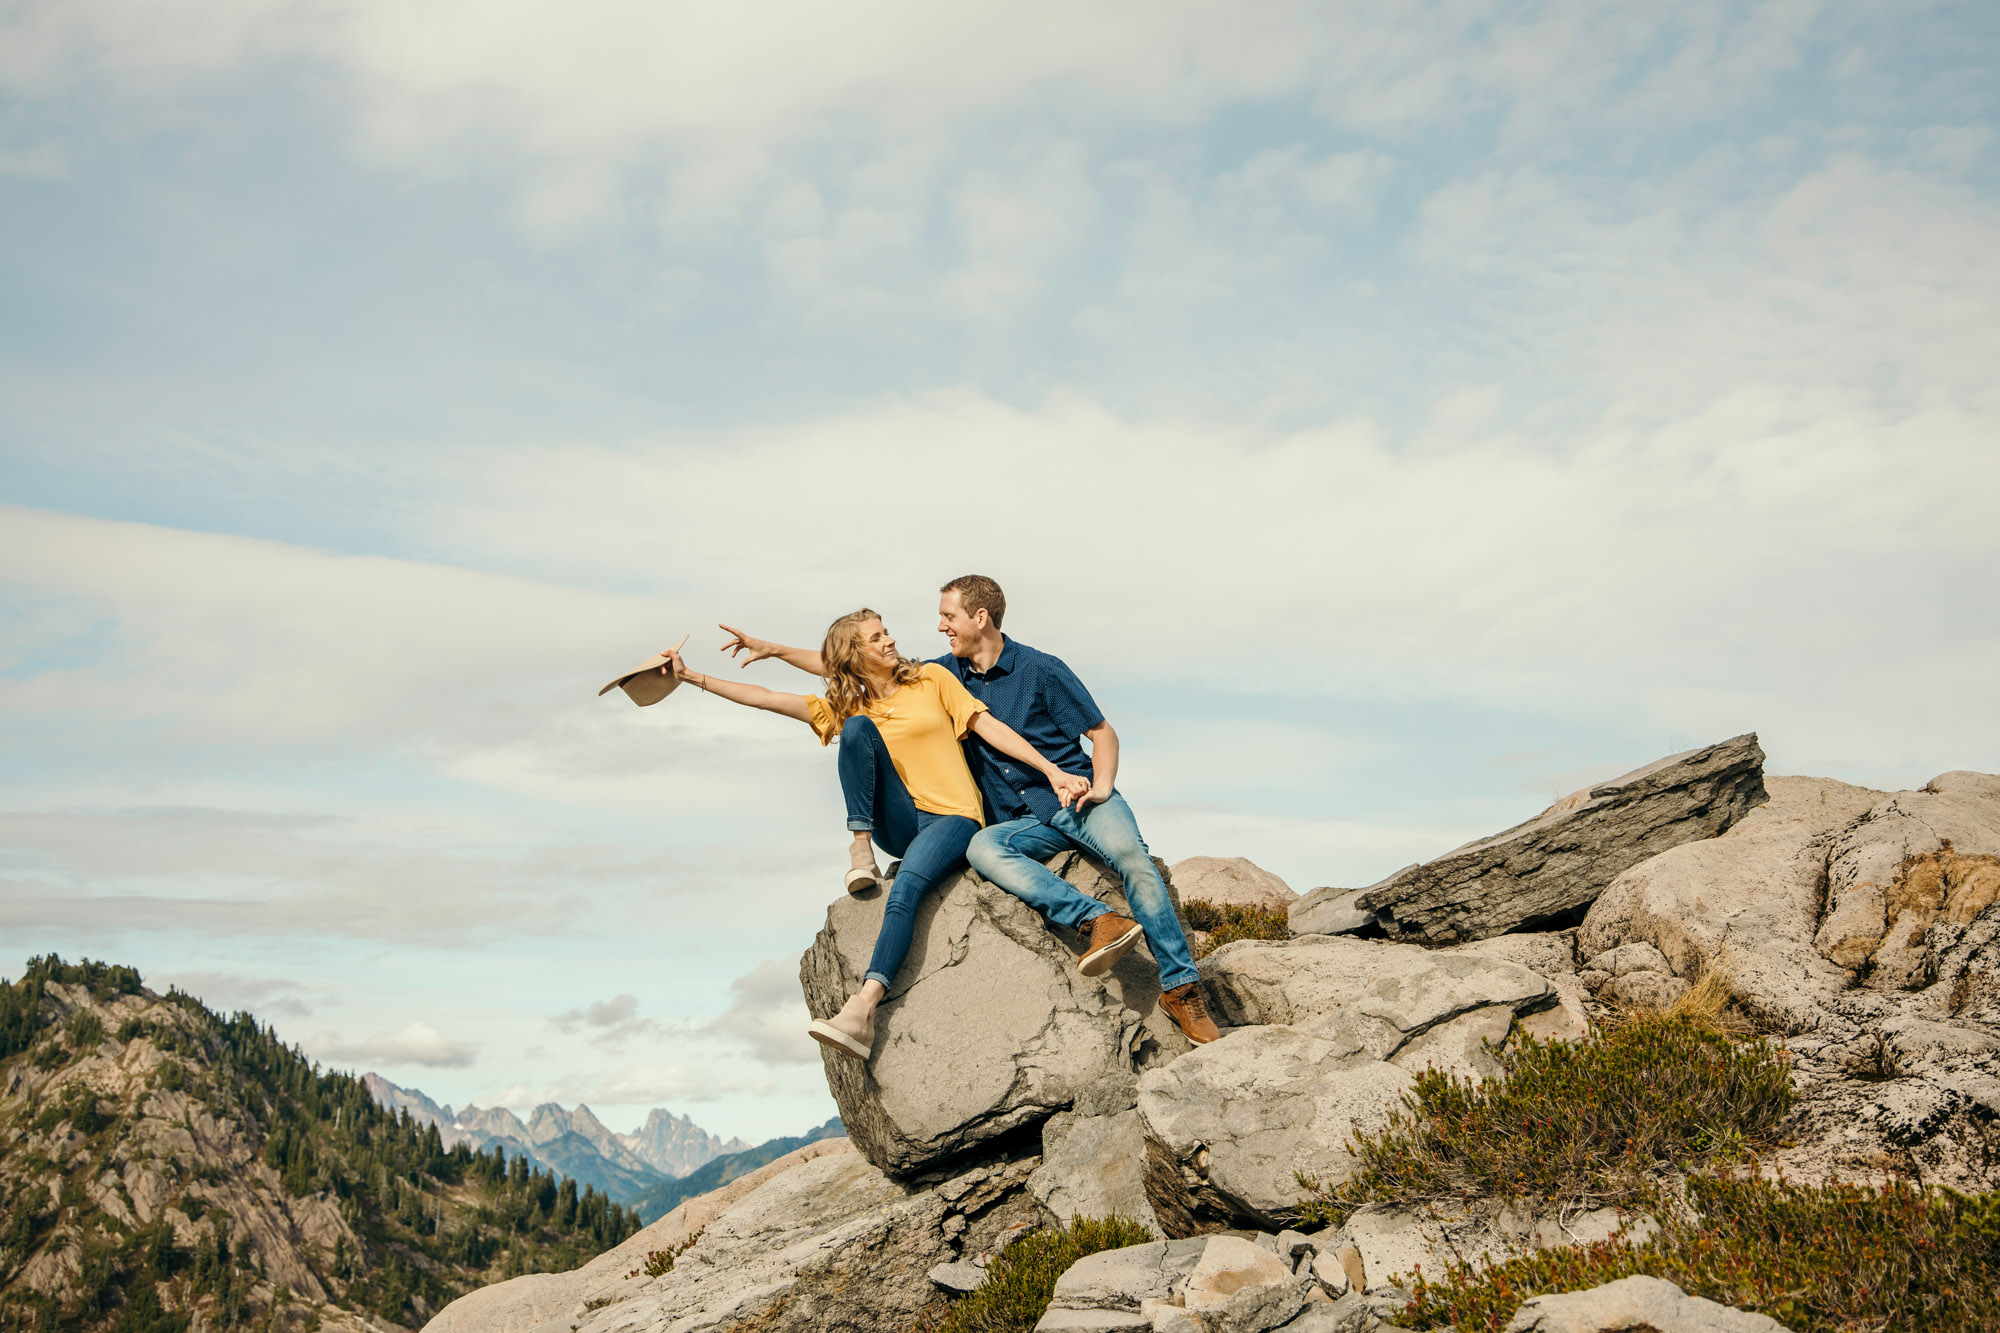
0;957;639;1332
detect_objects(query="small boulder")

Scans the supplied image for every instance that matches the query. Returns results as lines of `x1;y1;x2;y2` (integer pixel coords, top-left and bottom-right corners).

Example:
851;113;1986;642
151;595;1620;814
1357;735;1769;944
1029;1109;1161;1235
1289;886;1380;937
1172;858;1299;913
1041;1237;1207;1314
1503;1274;1784;1332
1182;1234;1294;1311
1137;1026;1415;1230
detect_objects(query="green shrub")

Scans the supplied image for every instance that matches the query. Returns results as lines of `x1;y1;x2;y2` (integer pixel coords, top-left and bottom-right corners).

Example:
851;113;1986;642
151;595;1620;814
1181;900;1291;958
1298;1014;1795;1222
1404;1173;2000;1332
630;1227;703;1279
914;1215;1155;1333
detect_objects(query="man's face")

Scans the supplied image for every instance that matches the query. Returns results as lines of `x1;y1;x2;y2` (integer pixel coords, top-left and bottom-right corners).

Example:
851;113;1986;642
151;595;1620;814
858;617;899;663
936;591;986;658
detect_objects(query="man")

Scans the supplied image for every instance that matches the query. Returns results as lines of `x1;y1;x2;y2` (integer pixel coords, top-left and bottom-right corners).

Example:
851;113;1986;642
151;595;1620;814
719;576;1219;1045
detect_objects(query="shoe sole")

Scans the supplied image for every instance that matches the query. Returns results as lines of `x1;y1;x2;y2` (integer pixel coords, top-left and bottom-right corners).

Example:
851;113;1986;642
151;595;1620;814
844;866;879;895
1077;921;1145;978
808;1021;872;1060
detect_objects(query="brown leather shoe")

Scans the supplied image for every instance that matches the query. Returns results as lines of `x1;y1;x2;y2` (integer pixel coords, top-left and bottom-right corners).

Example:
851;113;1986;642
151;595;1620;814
1160;982;1222;1044
1078;913;1144;977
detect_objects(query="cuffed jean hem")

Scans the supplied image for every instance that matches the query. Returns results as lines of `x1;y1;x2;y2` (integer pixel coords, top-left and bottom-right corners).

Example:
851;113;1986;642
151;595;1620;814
863;970;893;988
846;818;874;832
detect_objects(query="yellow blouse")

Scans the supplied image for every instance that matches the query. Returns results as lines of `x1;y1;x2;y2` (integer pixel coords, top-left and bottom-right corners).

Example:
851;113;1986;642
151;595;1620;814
806;663;989;823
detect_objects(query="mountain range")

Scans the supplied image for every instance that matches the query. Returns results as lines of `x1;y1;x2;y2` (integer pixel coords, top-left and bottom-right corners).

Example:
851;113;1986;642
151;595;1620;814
362;1073;797;1207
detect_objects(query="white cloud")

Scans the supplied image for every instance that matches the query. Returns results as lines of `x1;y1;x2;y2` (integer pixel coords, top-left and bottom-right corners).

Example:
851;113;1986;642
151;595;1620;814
705;956;816;1067
313;1020;481;1069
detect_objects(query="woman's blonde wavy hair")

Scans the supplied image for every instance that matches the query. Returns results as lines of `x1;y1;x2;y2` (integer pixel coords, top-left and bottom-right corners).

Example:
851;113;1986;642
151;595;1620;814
821;608;923;724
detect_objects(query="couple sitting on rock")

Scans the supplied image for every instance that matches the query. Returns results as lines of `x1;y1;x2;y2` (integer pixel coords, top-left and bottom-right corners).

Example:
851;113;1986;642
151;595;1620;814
656;573;1220;1061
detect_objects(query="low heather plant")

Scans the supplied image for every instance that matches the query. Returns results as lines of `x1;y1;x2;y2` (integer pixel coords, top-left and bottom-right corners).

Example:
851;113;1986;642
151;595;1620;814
1181;900;1291;958
913;1214;1154;1333
1297;1013;1795;1221
1402;1173;2000;1332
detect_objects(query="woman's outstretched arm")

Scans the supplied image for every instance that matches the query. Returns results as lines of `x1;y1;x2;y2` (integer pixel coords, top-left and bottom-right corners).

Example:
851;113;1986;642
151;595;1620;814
718;625;825;678
659;648;814;725
967;712;1093;809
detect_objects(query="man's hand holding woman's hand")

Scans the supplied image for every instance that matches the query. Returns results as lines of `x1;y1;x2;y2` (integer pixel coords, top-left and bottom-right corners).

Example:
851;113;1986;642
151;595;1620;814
1076;783;1113;813
1051;771;1093;810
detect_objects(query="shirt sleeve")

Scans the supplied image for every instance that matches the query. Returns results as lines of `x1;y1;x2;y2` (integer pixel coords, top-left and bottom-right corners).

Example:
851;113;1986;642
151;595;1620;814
924;664;989;739
804;695;840;746
1039;656;1106;738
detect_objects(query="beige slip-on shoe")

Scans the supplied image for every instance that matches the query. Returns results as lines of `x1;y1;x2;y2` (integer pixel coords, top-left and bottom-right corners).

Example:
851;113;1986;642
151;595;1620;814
808;1011;874;1061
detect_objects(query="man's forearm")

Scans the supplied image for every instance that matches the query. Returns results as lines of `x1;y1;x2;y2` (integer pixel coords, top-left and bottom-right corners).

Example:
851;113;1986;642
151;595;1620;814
1085;722;1120;792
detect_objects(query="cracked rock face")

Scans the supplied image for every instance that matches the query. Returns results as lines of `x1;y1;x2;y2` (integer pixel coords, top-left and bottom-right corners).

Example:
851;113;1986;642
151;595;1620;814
801;868;1172;1176
543;1148;1041;1333
1138;1026;1416;1231
1812;771;2000;992
1355;734;1770;945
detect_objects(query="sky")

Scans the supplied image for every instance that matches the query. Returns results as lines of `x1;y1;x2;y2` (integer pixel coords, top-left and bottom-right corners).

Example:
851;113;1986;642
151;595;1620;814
2;1;1996;1144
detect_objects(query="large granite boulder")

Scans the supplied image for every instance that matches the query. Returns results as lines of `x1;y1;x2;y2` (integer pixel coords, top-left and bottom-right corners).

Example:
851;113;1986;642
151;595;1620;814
801;858;1188;1177
1170;857;1298;913
1353;734;1769;944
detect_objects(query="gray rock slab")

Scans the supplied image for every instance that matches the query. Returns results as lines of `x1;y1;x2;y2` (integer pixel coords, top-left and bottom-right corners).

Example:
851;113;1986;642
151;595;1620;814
928;1260;987;1293
1047;1237;1208;1312
1031;1109;1161;1235
1340;1206;1453;1293
1202;935;1553;1063
1290;887;1381;936
1137;1026;1414;1230
801;870;1152;1175
1502;1274;1784;1332
1173;857;1299;913
1033;1310;1152;1332
1358;734;1769;944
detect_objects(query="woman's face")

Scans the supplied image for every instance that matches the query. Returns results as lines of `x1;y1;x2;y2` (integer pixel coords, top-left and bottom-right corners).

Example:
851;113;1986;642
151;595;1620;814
857;618;899;665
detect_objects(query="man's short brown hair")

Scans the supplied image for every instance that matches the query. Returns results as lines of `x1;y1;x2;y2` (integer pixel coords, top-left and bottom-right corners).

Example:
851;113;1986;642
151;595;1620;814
941;574;1006;629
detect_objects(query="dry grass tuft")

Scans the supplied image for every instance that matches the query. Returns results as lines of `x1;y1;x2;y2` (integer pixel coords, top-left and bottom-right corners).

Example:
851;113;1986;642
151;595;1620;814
1180;900;1291;958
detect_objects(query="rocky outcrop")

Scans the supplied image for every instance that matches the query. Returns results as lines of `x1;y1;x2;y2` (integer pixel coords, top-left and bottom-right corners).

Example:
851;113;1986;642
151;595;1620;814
425;1139;855;1333
1503;1275;1784;1332
801;857;1187;1177
1288;886;1379;937
1576;769;2000;1193
1139;935;1558;1231
426;1138;1040;1333
1170;858;1298;913
1354;735;1769;944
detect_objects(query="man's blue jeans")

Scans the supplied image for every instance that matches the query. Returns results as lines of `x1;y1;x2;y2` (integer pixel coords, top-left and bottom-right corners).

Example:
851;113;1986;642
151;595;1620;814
965;792;1199;991
837;715;979;990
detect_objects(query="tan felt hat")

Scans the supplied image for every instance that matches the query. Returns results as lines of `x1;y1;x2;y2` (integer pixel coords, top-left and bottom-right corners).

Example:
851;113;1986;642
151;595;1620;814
599;634;688;707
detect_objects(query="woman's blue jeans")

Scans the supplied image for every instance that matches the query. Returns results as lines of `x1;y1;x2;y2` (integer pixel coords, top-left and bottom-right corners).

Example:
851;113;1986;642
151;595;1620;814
837;715;979;990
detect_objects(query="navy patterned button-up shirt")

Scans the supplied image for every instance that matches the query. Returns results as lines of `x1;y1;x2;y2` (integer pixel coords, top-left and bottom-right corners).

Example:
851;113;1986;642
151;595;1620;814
932;637;1105;825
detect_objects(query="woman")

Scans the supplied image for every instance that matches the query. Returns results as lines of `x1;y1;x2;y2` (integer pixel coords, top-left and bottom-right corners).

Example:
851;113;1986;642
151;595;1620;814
657;609;1089;1061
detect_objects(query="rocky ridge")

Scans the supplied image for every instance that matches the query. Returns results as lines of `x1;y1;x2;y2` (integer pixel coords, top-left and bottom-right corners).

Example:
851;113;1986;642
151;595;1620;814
427;736;2000;1333
0;960;640;1332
